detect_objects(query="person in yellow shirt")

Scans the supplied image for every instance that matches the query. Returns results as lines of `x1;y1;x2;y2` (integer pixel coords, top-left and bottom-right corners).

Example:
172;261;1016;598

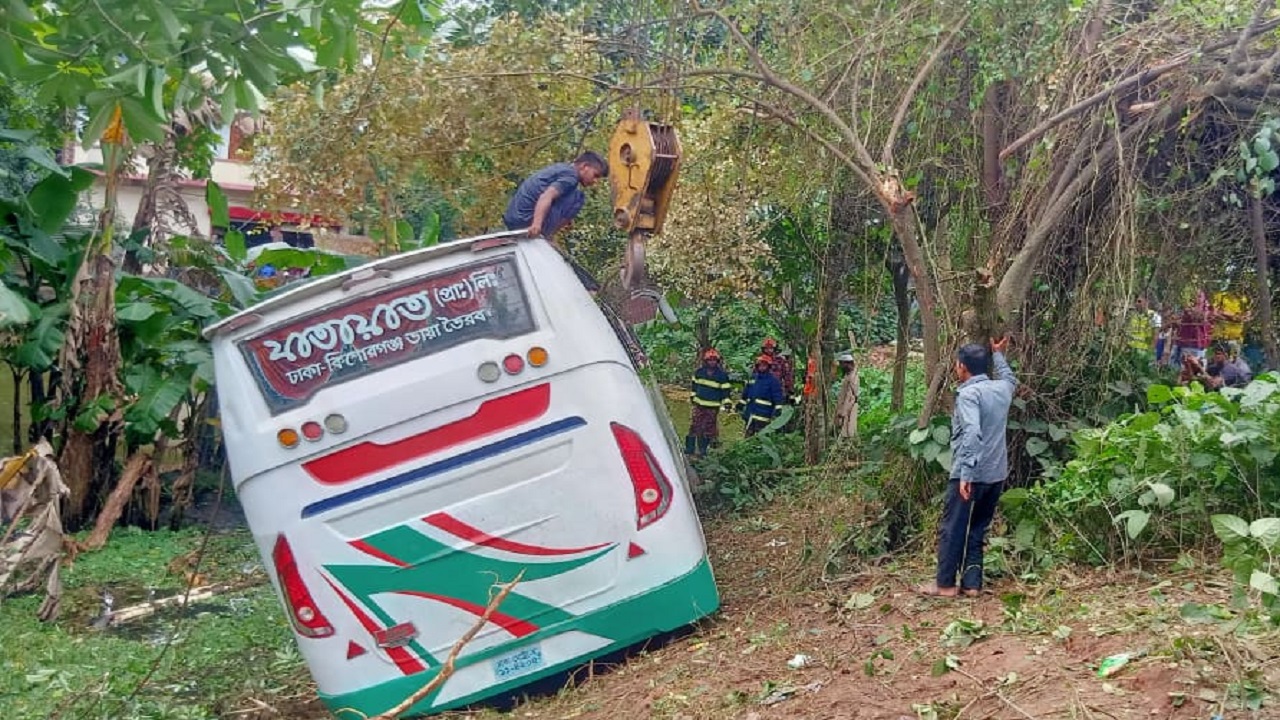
1210;290;1249;358
1126;297;1161;358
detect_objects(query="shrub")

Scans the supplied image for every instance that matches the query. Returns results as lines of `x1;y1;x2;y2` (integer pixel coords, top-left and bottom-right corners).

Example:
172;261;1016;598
1003;373;1280;565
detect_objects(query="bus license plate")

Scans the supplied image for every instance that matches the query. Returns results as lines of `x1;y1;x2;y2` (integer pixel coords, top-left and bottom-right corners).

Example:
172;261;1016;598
492;644;545;681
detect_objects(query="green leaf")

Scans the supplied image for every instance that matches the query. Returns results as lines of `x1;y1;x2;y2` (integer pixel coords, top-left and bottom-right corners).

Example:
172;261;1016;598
215;267;259;308
119;96;165;145
908;428;929;445
1258;150;1279;174
1025;437;1049;457
1146;384;1174;405
931;426;950;445
1190;452;1216;469
999;487;1029;510
19;143;68;177
1147;482;1175;508
1248;442;1277;467
1114;509;1150;540
224;230;246;265
1179;602;1232;624
117;300;162;324
124;372;189;440
420;210;441;246
206;180;231;229
148;0;183;42
1211;514;1251;544
935;448;953;473
0;281;32;327
13;307;65;370
1249;518;1280;551
27;172;82;234
1249;570;1279;596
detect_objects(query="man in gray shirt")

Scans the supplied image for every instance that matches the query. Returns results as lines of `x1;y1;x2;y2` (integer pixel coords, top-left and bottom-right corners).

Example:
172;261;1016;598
919;336;1018;598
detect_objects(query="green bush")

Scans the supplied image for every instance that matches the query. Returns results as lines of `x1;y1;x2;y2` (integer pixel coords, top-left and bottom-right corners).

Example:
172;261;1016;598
1003;373;1280;565
694;425;805;514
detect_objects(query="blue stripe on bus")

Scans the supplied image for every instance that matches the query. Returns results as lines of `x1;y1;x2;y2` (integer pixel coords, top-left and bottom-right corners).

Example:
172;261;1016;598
300;416;588;519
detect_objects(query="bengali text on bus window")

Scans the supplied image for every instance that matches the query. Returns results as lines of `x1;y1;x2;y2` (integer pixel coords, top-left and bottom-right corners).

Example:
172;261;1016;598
239;255;535;413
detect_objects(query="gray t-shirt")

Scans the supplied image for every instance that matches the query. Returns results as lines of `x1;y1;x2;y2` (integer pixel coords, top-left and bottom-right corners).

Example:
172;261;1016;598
503;163;584;236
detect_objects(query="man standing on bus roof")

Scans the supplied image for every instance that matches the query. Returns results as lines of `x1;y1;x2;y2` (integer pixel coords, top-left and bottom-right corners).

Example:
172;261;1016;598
686;348;733;458
503;152;609;242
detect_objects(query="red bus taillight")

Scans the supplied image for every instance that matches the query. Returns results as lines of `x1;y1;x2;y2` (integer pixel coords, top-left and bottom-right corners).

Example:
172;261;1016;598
271;534;335;638
610;423;673;530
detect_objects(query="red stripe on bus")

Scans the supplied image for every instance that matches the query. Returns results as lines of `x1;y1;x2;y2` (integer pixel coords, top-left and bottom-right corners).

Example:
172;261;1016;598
303;384;551;484
322;577;426;676
349;539;409;568
393;590;539;638
423;512;613;557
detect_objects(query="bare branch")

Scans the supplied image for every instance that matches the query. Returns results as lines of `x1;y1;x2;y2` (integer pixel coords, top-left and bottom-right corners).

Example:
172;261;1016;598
690;3;880;174
1230;0;1276;66
370;571;524;720
881;12;970;167
1001;15;1280;161
997;103;1182;315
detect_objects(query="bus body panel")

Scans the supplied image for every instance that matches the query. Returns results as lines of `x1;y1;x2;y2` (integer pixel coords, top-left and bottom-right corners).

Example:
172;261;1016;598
210;236;718;716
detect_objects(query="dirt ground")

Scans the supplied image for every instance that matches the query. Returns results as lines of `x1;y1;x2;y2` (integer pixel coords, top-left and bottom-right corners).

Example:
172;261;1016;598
238;487;1279;720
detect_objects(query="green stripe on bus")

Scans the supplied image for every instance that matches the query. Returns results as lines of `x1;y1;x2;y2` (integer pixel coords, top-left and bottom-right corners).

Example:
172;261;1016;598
323;558;719;719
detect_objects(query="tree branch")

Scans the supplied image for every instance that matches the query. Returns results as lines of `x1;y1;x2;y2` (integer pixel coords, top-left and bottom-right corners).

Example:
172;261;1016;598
1001;15;1280;161
1230;0;1276;66
370;571;524;720
997;102;1182;315
881;12;970;167
690;3;880;175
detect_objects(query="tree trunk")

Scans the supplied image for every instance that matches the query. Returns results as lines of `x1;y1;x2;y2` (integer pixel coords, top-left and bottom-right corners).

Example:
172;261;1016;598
888;253;911;411
803;247;845;465
694;312;711;355
10;366;22;455
1249;194;1278;370
58;253;125;529
884;206;942;426
980;82;1006;218
27;370;50;445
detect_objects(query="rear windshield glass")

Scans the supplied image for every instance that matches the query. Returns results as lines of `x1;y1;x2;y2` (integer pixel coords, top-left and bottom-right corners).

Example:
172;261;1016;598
239;254;535;414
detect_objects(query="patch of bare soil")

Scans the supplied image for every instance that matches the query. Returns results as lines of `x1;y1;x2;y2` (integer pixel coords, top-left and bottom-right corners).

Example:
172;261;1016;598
233;495;1279;720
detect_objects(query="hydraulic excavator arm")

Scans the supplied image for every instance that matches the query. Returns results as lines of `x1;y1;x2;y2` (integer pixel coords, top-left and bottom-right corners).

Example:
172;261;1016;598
608;108;682;291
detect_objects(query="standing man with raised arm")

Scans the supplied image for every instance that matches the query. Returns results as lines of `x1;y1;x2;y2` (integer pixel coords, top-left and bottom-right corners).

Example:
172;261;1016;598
918;336;1018;598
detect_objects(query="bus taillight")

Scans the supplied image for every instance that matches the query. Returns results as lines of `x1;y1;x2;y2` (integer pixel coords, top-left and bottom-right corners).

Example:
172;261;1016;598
610;423;673;530
272;534;335;638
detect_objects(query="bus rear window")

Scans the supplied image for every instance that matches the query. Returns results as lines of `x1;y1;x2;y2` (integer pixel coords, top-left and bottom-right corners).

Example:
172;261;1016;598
239;255;535;414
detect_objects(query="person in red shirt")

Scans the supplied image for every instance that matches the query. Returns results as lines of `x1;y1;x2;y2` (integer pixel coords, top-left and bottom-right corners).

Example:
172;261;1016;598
760;338;795;398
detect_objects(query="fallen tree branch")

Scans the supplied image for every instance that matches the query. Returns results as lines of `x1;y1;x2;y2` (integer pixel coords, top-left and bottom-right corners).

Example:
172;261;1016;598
1001;15;1280;161
77;448;153;552
105;579;264;626
370;570;525;720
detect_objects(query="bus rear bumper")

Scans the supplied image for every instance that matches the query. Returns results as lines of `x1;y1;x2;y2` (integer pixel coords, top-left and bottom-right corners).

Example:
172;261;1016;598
322;558;720;718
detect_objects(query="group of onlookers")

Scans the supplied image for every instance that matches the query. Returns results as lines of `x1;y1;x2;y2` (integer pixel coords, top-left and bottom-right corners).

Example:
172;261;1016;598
1126;288;1255;389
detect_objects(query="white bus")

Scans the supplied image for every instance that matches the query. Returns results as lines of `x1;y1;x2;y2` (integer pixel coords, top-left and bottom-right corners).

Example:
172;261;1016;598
205;231;719;717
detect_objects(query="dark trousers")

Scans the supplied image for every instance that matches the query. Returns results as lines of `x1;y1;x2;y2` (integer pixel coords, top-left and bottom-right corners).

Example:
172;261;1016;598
684;435;711;455
935;480;1003;590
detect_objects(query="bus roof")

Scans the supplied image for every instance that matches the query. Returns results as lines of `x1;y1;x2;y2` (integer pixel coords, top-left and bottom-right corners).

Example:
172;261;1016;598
202;230;529;340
